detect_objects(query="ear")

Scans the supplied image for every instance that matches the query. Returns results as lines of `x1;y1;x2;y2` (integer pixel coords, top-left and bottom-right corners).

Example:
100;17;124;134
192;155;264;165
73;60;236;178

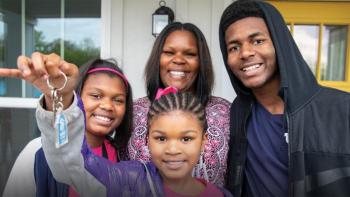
201;132;208;152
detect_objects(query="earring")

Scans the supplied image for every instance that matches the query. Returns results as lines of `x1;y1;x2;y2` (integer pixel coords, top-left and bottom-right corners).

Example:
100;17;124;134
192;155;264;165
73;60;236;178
200;152;209;182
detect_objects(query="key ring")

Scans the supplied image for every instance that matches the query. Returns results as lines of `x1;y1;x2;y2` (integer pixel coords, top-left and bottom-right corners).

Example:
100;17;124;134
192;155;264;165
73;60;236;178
46;71;68;91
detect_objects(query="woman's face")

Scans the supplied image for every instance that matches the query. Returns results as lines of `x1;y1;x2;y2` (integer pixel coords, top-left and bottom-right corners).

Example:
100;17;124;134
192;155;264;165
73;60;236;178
80;73;127;147
159;30;200;92
148;110;207;183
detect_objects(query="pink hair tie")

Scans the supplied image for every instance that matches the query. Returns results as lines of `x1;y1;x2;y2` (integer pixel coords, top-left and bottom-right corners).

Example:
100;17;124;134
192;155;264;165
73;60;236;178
155;86;178;100
87;67;129;88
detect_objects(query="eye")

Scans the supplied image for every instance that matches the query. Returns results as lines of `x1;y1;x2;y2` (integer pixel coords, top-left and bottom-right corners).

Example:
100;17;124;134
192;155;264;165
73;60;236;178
253;39;265;45
113;98;125;104
155;136;166;142
185;52;197;57
181;136;193;142
90;93;101;99
163;50;174;56
228;45;240;53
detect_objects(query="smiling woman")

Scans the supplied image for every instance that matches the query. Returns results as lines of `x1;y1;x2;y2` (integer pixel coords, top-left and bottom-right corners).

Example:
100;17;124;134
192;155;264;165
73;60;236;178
128;22;231;187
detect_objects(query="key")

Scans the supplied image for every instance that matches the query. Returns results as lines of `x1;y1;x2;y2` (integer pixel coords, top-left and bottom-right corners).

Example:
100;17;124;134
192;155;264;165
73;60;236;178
47;71;68;148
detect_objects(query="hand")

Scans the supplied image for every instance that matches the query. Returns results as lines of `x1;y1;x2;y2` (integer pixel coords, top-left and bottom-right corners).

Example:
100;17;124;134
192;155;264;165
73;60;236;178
0;52;79;110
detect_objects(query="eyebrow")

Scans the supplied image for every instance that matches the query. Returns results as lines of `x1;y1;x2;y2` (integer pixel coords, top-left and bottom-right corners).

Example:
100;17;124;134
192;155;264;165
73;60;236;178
227;31;265;45
85;87;126;97
150;130;198;135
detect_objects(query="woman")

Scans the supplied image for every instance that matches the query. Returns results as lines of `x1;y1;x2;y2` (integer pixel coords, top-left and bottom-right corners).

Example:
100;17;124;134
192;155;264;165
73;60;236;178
128;22;231;186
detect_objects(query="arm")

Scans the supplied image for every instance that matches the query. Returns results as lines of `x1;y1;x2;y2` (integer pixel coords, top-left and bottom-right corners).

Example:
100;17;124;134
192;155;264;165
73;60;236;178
37;92;107;196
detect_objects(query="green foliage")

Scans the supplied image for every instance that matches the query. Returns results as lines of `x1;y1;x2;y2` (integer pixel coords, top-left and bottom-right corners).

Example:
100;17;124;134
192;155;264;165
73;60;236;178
34;30;99;67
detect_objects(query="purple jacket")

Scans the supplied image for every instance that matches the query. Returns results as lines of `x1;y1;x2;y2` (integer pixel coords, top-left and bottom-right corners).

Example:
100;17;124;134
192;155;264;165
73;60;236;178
38;94;232;197
82;137;164;196
82;137;233;197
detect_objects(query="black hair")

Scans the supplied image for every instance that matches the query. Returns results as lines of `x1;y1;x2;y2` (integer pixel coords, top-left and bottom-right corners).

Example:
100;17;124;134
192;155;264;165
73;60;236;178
220;0;264;34
148;92;207;133
76;58;133;160
144;22;214;106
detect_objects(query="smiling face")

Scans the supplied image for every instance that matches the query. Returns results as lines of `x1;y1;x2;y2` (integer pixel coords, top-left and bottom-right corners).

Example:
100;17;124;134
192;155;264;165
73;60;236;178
148;110;207;182
160;30;199;92
81;73;126;147
225;17;279;91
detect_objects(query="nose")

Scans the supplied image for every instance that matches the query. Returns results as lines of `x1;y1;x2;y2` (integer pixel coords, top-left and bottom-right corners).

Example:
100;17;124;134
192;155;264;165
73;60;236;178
165;140;181;155
240;43;255;59
100;98;113;111
172;53;186;65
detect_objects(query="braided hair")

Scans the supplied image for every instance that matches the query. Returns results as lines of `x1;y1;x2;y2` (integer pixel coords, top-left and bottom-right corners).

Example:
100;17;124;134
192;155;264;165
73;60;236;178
148;92;207;134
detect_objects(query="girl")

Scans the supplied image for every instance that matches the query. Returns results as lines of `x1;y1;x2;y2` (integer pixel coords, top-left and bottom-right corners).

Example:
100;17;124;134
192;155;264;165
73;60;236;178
2;54;132;196
129;22;231;186
38;90;232;196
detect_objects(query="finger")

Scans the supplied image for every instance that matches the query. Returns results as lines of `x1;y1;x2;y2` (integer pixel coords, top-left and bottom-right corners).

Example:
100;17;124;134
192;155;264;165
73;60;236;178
59;61;79;79
45;53;63;78
0;68;22;78
31;52;48;77
17;55;33;77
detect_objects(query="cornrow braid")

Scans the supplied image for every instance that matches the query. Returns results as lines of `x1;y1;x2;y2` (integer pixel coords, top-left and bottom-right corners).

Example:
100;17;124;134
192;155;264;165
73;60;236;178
148;92;207;132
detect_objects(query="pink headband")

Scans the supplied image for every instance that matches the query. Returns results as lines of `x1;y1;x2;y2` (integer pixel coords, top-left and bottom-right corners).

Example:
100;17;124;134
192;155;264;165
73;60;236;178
155;86;178;100
87;67;129;88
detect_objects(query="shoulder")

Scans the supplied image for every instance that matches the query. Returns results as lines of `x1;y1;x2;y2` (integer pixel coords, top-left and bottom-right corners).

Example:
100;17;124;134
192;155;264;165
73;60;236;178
319;86;350;101
133;97;151;107
10;137;42;168
207;96;231;107
3;137;42;197
201;180;233;197
205;96;231;118
17;137;42;161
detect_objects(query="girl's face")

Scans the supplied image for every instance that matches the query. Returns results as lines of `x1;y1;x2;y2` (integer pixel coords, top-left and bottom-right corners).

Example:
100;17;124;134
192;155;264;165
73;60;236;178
148;110;207;183
160;30;200;92
81;73;127;147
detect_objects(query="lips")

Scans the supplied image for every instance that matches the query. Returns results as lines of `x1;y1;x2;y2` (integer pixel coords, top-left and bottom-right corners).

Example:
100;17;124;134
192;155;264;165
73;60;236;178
241;64;261;72
163;160;186;170
169;70;186;78
92;114;114;126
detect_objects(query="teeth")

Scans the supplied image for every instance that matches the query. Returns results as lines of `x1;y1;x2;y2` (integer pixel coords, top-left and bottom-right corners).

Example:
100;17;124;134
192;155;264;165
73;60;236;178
242;64;260;72
170;71;185;77
94;115;112;122
165;161;183;164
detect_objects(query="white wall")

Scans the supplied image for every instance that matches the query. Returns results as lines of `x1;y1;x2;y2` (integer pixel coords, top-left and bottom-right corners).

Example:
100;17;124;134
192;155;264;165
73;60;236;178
101;0;236;102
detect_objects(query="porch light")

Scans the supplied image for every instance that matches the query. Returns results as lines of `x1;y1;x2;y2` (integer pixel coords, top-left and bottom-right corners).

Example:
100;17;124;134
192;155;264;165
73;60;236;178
152;0;174;37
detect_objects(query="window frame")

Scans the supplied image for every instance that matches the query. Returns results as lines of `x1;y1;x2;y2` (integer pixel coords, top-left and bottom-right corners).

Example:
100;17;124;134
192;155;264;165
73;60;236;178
267;1;350;92
0;0;105;108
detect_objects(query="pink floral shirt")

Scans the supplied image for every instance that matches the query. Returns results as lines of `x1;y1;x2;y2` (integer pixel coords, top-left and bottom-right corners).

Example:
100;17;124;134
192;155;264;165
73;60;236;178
128;96;231;186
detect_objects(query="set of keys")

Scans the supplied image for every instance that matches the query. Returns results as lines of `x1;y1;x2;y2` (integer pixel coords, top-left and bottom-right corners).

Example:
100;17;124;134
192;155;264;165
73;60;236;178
46;71;69;148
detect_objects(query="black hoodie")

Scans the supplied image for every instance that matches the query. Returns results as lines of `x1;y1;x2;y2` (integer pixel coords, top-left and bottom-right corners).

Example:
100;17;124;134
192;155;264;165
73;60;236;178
219;1;350;196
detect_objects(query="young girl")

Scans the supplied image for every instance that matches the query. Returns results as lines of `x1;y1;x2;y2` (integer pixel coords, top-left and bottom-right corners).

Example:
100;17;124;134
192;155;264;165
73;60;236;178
2;54;133;196
38;91;232;196
129;22;230;186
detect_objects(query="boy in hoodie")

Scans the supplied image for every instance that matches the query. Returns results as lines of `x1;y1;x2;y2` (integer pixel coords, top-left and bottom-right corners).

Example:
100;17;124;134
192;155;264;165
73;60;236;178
219;1;350;197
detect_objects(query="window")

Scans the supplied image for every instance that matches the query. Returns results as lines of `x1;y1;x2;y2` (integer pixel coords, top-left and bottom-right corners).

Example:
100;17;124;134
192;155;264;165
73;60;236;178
0;0;101;194
268;1;350;92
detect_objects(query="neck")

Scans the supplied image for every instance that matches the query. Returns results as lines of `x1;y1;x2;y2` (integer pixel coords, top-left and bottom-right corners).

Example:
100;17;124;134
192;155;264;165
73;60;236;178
162;175;205;195
85;131;105;148
252;75;284;114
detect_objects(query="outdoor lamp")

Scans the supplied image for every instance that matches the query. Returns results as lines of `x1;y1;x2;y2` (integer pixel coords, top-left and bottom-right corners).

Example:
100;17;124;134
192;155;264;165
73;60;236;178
152;0;174;37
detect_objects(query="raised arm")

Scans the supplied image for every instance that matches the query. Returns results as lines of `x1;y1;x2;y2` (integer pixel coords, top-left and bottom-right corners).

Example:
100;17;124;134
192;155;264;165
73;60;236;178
1;52;106;196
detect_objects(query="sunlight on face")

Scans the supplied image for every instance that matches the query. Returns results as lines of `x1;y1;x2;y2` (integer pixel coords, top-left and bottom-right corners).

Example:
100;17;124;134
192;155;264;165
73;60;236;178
148;110;207;183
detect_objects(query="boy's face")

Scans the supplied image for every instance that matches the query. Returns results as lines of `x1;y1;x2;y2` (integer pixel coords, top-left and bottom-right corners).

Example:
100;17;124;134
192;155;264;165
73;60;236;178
81;73;126;146
148;110;207;183
225;17;279;91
